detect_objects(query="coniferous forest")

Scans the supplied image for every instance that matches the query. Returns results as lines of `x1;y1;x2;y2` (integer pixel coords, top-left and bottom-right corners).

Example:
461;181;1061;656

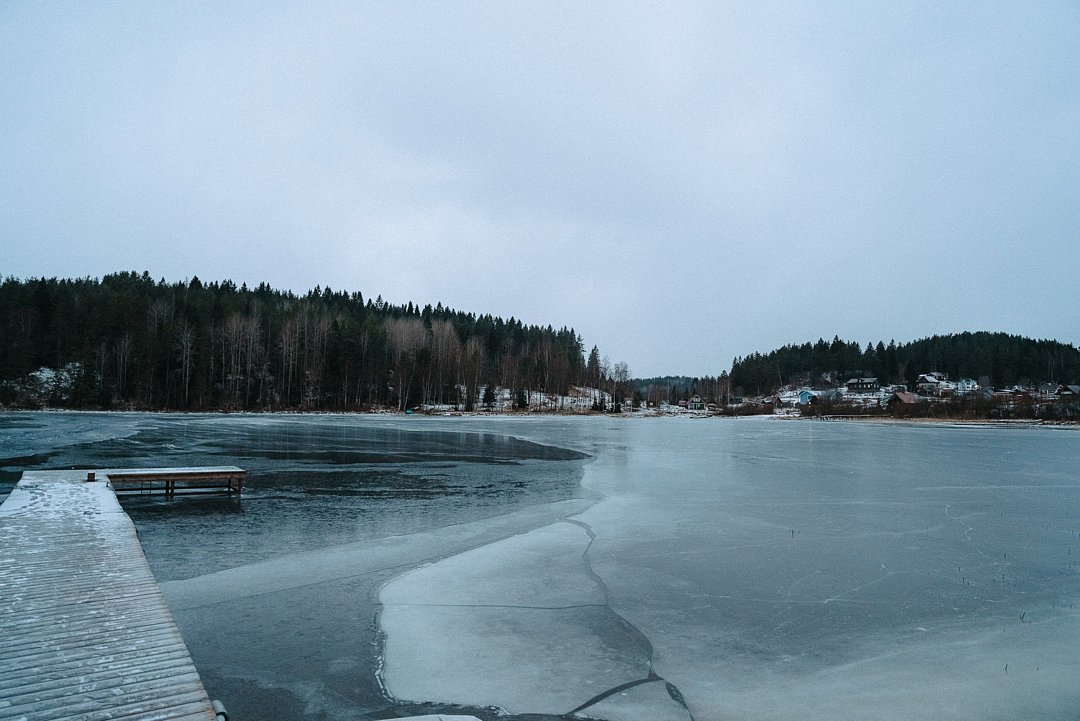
0;273;596;411
729;333;1080;397
2;273;1078;412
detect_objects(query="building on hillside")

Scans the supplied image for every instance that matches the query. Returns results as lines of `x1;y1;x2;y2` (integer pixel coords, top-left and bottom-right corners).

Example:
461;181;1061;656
886;391;920;412
776;390;802;407
845;377;880;393
810;389;844;404
994;388;1034;412
917;372;947;395
955;378;978;394
1060;385;1080;400
1038;383;1063;399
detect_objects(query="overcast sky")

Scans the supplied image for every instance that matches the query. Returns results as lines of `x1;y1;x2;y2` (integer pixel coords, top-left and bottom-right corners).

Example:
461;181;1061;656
3;2;1078;377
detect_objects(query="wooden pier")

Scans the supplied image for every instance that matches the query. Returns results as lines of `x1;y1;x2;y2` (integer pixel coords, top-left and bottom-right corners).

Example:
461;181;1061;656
107;466;245;496
0;469;234;721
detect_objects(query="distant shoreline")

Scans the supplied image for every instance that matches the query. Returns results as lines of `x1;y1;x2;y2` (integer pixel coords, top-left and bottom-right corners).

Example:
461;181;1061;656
789;414;1079;428
3;406;1077;428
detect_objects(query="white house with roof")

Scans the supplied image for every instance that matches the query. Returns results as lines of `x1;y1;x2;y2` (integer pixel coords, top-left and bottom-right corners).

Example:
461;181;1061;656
916;372;947;395
955;378;978;394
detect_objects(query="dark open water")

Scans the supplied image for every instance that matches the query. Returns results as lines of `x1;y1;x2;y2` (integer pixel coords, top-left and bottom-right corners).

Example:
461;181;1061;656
0;412;591;719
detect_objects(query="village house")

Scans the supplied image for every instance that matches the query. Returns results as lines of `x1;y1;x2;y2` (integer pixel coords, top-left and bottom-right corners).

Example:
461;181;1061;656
916;372;948;395
687;395;706;411
1038;382;1063;399
886;391;920;413
955;378;978;394
994;388;1034;412
845;377;880;393
775;389;803;407
809;389;844;405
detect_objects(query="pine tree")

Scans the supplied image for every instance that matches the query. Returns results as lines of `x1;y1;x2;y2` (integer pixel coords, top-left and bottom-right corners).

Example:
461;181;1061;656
586;346;601;388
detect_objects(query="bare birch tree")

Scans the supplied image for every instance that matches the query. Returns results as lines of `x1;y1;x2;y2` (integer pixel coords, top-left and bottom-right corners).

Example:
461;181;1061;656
223;313;245;405
613;361;630;412
386;316;427;410
461;335;485;412
301;310;332;408
279;316;299;405
430;319;459;406
176;320;196;407
114;334;132;397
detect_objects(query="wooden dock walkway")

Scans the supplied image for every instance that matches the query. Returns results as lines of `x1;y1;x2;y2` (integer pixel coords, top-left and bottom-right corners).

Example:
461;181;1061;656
0;469;226;721
106;466;244;496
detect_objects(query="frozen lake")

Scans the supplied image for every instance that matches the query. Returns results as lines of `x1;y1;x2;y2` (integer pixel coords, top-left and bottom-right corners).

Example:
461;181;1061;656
1;413;1078;720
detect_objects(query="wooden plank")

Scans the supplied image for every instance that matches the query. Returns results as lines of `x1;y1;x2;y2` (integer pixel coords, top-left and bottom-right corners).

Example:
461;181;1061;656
0;470;218;721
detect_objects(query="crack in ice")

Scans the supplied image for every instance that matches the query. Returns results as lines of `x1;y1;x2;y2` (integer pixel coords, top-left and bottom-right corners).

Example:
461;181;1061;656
564;516;696;720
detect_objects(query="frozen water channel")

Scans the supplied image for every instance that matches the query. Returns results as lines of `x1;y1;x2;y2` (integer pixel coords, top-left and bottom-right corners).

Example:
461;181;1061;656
2;413;1079;720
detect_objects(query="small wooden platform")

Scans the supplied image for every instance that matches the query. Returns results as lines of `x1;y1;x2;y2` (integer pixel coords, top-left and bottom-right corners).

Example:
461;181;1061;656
0;470;220;721
107;466;245;496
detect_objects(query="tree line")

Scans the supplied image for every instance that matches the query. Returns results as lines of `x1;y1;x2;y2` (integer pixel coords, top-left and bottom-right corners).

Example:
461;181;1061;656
0;272;609;411
730;332;1080;397
6;274;1073;412
633;375;733;408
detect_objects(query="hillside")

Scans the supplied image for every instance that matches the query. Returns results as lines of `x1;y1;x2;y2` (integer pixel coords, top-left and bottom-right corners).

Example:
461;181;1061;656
729;332;1080;396
0;273;603;411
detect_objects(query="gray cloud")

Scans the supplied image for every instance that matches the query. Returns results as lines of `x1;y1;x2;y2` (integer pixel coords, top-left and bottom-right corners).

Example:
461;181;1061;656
2;1;1078;376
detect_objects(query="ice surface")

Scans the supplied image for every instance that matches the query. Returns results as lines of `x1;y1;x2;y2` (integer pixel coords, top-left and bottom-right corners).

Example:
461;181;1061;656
379;417;1080;721
5;413;1079;721
1;413;597;720
380;522;683;715
380;521;606;607
3;413;589;580
381;604;650;714
569;679;693;721
0;410;147;460
162;499;592;610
